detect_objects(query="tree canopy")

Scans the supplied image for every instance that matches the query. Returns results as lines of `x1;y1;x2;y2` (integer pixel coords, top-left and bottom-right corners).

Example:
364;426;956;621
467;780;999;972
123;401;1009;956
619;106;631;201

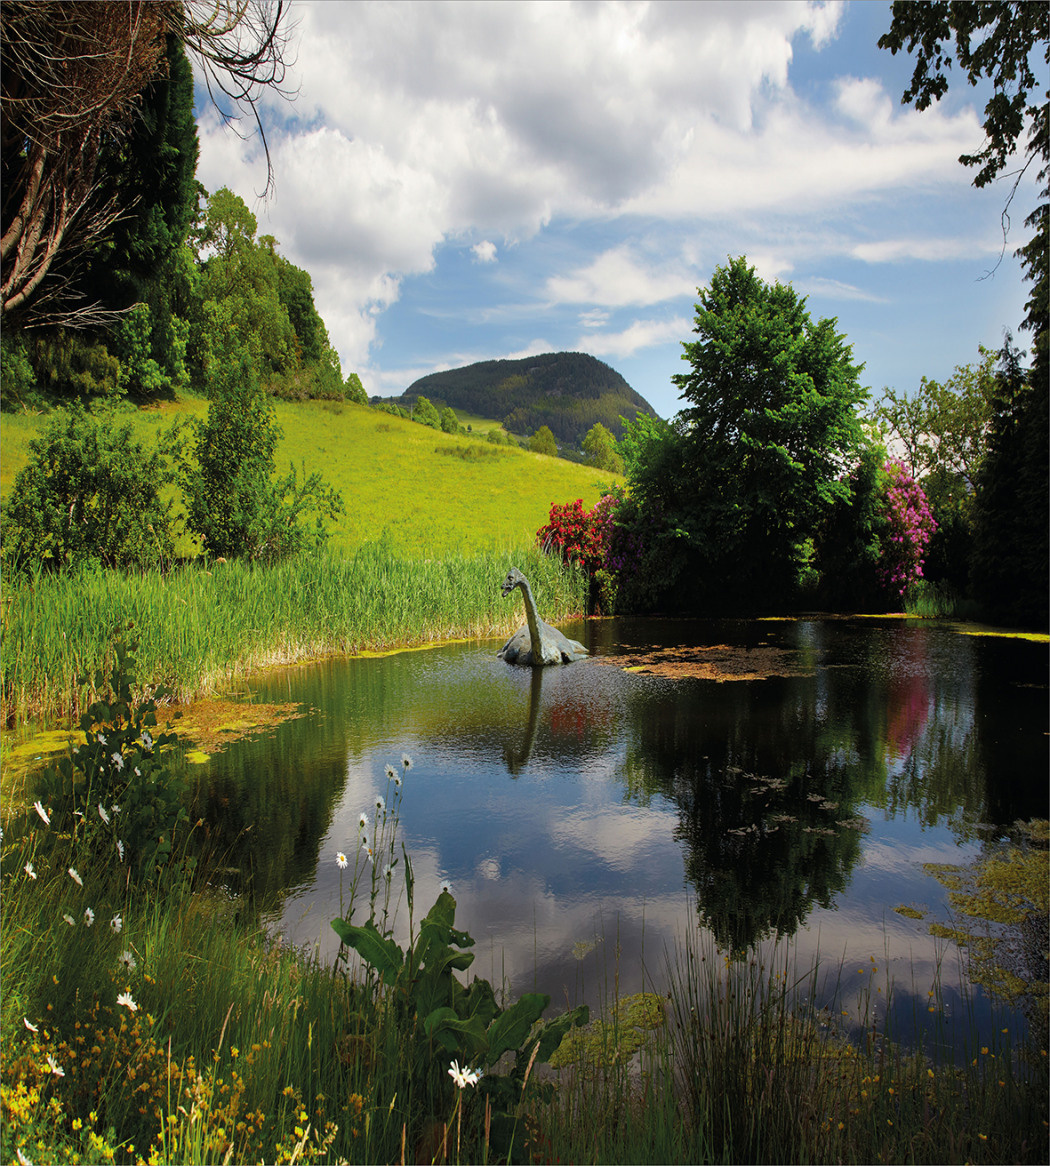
654;256;870;608
1;0;292;326
880;4;1048;627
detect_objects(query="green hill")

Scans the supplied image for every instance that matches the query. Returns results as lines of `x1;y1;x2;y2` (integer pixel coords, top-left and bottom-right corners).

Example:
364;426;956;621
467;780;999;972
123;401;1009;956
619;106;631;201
397;351;657;446
0;397;622;560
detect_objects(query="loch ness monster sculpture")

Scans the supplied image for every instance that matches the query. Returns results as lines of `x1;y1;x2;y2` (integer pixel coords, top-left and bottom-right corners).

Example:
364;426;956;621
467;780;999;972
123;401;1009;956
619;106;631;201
497;567;588;666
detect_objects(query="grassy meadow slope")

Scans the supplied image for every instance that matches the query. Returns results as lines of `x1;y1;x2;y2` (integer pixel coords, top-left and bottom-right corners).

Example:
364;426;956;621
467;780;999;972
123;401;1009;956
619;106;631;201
0;396;622;558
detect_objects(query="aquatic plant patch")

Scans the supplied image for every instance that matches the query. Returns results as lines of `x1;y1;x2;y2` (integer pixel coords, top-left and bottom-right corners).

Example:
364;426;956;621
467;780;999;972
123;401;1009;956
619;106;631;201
596;642;813;681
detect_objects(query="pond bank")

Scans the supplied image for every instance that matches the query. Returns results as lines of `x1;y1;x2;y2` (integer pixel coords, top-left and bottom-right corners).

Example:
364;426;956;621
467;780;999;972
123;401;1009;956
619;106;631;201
0;544;587;734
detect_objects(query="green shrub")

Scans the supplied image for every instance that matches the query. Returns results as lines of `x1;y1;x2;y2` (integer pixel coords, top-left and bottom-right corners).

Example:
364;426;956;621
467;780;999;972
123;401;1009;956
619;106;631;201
435;443;505;461
0;332;37;409
29;330;122;402
412;395;441;429
180;349;343;562
529;425;558;456
0;403;176;572
345;371;368;404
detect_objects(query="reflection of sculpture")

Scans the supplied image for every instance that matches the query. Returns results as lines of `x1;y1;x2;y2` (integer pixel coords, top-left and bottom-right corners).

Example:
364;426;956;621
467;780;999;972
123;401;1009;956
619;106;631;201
504;667;544;775
498;568;588;666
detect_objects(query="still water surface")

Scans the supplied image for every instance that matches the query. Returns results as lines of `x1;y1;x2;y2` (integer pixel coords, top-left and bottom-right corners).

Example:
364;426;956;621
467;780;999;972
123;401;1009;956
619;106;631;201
193;617;1047;1045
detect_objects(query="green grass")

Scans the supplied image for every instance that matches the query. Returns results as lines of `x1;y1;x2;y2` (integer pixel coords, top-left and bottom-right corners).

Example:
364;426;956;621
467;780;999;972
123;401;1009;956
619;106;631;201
2;826;1045;1165
0;544;588;731
0;396;622;559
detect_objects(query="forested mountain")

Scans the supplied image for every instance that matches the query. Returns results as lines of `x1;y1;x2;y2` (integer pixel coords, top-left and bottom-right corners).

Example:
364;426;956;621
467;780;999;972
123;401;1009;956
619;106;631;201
398;352;658;446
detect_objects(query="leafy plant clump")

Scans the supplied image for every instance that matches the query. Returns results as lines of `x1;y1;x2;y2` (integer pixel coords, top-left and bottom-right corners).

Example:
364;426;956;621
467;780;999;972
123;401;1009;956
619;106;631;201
330;762;587;1162
32;635;189;881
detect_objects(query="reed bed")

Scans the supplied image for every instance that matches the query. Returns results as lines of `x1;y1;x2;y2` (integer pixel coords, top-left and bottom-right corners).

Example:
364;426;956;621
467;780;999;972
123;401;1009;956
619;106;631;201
530;931;1048;1165
4;844;1045;1165
1;544;587;730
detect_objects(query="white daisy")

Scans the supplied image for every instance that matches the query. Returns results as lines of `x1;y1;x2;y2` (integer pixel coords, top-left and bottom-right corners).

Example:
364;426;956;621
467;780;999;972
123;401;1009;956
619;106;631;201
24;862;36;880
117;950;136;972
23;1017;38;1032
374;795;385;813
33;800;50;825
98;803;111;824
116;839;125;862
385;764;396;781
110;914;122;933
84;907;95;926
401;753;413;770
68;867;82;886
448;1059;478;1089
116;991;138;1012
63;914;75;927
111;752;124;771
336;852;348;869
440;879;453;895
358;812;368;830
46;1054;65;1076
96;733;107;746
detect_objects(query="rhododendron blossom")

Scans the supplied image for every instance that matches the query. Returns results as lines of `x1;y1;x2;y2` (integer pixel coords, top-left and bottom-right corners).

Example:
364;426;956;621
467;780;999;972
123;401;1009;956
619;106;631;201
877;460;936;598
536;493;642;585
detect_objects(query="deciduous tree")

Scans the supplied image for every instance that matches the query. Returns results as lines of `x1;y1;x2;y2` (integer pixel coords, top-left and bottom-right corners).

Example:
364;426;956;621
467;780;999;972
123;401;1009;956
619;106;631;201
666;256;870;609
529;425;558;457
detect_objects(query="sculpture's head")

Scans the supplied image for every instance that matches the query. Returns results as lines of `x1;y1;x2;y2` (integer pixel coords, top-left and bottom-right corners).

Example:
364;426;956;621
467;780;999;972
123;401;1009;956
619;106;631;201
501;567;526;597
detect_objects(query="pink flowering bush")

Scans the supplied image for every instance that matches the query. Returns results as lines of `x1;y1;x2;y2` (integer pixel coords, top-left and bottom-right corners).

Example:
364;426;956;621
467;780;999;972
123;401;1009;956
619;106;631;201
877;460;937;599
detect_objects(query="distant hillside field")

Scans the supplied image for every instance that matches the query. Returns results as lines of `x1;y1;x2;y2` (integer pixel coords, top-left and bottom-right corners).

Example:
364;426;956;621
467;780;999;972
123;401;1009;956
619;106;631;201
398;351;658;446
0;398;623;559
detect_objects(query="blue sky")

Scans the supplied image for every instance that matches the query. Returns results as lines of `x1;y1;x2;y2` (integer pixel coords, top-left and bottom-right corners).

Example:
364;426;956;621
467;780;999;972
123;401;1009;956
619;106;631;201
195;0;1036;420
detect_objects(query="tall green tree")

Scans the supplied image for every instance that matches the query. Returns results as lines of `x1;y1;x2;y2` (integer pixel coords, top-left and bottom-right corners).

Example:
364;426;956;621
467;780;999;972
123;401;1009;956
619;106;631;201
581;421;623;473
89;35;199;314
880;2;1048;625
971;338;1048;627
665;256;870;609
190;188;298;382
529;425;558;457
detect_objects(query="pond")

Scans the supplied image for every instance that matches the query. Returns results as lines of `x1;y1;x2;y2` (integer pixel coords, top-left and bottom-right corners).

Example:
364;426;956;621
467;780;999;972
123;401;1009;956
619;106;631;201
191;616;1048;1049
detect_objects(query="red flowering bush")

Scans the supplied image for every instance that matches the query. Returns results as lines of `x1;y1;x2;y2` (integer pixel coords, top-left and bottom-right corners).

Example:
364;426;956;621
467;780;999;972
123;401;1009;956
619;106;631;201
537;498;611;576
537;493;643;612
877;460;937;598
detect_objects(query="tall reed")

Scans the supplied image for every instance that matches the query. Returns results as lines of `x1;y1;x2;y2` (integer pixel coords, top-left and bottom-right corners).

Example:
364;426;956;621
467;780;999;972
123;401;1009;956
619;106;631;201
1;543;587;730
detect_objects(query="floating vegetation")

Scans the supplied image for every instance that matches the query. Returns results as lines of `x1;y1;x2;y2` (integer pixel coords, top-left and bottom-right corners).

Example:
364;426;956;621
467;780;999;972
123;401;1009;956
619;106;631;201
894;904;926;921
601;642;812;682
923;819;1049;1024
549;991;665;1071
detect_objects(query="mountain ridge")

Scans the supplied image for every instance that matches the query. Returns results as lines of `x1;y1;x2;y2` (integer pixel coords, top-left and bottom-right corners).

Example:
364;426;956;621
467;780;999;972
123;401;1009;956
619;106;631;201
396;351;658;446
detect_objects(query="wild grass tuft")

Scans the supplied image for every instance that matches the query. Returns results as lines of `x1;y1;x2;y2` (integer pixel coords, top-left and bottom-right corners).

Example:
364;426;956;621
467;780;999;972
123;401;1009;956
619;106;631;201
905;578;981;620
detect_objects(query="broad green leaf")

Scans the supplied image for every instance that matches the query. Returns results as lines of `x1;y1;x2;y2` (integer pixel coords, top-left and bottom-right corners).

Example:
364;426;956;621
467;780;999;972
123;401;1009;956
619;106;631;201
533;1004;589;1065
485;993;549;1065
330;917;404;979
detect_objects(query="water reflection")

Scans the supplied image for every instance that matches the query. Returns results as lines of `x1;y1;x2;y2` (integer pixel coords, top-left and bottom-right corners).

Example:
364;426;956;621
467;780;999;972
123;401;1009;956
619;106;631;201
190;618;1047;1039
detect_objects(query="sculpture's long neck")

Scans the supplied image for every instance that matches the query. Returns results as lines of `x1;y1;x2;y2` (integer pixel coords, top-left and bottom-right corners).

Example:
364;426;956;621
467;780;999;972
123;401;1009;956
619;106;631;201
519;579;542;646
